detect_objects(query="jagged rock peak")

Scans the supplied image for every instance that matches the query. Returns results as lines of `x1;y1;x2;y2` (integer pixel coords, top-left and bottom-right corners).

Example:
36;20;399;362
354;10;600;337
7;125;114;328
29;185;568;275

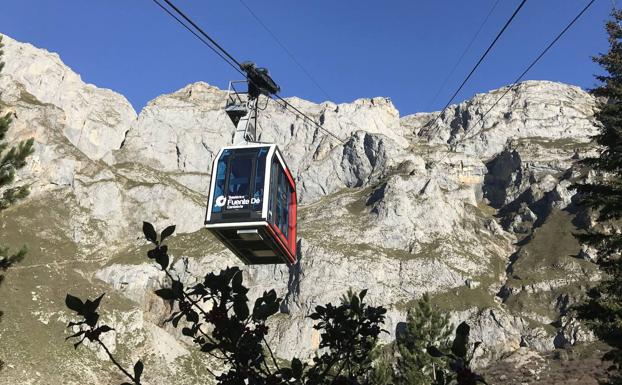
0;34;137;163
403;80;598;158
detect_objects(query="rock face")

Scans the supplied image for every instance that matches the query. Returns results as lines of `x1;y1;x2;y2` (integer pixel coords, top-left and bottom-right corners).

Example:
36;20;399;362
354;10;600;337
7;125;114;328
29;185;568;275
413;81;598;158
0;34;602;384
0;36;136;163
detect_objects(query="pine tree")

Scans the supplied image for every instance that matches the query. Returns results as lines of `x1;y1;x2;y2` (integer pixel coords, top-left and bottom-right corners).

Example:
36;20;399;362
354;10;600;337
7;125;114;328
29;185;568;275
574;10;622;385
370;344;394;385
0;37;34;211
394;293;453;385
0;34;34;370
0;33;33;278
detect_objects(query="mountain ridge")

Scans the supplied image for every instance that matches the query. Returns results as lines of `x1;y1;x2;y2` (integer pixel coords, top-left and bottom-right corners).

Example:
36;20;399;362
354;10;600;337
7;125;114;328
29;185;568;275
0;33;603;384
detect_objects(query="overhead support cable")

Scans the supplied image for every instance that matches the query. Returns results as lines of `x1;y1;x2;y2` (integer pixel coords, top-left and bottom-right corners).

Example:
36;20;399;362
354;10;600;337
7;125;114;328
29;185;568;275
457;0;598;148
160;0;243;68
425;0;528;130
151;0;245;77
237;0;332;101
150;0;347;144
425;0;596;174
274;95;346;144
236;0;346;142
427;0;501;110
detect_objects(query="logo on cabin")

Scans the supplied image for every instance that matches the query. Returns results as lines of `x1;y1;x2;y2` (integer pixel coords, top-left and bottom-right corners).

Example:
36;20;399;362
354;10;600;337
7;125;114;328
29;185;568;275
215;195;227;207
219;195;261;209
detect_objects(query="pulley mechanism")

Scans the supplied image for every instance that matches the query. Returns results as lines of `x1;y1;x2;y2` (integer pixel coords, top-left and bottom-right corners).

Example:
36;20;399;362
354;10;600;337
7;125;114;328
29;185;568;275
225;62;280;145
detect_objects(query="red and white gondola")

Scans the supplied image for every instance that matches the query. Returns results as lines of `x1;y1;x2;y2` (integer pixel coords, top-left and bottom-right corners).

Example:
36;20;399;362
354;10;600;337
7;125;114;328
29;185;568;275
204;63;297;265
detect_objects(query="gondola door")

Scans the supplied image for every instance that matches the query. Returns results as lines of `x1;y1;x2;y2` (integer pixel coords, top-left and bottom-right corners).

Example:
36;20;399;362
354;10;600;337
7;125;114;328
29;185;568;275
221;149;255;219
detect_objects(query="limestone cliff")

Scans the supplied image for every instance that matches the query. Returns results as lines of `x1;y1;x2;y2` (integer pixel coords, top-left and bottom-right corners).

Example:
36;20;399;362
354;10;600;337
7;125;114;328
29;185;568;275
0;35;601;384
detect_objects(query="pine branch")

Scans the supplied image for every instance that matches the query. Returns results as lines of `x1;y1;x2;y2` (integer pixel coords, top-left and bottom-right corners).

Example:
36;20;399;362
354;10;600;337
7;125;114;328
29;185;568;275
573;9;622;384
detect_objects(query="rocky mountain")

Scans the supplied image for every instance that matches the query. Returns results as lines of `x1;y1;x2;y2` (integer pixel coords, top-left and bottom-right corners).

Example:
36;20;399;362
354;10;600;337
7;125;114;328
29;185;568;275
0;34;603;384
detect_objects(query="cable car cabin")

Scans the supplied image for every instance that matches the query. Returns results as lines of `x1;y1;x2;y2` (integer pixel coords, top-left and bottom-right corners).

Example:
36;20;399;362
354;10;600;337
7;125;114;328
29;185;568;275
205;144;297;265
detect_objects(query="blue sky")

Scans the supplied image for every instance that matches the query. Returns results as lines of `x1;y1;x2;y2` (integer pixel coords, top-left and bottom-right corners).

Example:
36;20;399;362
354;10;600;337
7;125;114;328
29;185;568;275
0;0;613;116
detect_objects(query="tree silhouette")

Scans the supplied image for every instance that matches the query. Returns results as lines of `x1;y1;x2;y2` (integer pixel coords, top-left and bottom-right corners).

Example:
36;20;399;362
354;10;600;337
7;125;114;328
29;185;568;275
65;292;143;385
573;9;622;385
0;35;34;211
65;222;387;384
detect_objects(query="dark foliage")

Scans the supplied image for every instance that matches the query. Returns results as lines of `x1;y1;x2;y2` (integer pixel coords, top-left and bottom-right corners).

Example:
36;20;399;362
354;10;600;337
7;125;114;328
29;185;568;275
0;36;35;212
65;292;143;385
144;221;387;385
66;222;387;384
572;9;622;385
305;289;387;384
